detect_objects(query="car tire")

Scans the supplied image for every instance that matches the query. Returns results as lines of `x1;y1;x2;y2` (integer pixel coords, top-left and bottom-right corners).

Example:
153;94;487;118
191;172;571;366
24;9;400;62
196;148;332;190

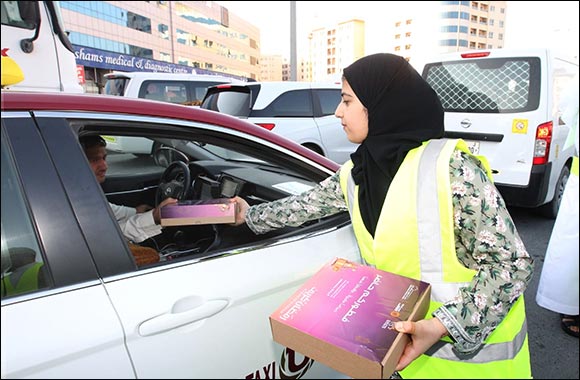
536;165;570;219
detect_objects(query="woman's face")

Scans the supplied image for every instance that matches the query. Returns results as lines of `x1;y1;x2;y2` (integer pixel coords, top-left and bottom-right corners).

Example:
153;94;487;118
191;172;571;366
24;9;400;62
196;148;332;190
334;79;368;144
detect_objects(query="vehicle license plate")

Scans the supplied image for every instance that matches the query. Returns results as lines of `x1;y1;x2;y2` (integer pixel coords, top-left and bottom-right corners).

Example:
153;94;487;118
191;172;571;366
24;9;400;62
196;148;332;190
466;140;480;155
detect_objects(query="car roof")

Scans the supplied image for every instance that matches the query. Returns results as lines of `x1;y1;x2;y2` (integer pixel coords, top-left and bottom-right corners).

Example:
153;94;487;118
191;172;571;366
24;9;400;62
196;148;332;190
207;81;342;110
1;91;339;170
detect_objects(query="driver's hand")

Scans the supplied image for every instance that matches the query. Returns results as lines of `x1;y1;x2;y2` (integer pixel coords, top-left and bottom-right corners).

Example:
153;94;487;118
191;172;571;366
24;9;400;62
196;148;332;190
153;197;178;224
230;196;249;226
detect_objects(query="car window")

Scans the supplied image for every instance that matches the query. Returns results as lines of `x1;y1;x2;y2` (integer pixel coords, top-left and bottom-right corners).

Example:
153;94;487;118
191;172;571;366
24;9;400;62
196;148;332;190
139;81;188;104
1;1;37;29
103;77;129;96
315;89;341;116
423;57;541;113
200;86;252;117
251;89;313;117
1;135;51;299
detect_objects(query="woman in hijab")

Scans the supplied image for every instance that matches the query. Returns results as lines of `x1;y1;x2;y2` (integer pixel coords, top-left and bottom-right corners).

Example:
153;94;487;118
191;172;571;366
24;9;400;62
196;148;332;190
231;53;533;378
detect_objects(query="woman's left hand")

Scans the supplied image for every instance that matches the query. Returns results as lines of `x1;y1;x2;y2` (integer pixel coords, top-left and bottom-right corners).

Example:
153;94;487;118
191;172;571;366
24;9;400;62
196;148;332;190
394;318;448;371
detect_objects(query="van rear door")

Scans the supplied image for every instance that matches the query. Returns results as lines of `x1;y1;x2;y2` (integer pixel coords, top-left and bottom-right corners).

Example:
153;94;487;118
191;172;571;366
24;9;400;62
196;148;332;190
422;51;544;187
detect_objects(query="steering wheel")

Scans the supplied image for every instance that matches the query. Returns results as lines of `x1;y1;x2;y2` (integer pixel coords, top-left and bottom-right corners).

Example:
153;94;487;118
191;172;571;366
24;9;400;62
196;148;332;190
156;161;191;206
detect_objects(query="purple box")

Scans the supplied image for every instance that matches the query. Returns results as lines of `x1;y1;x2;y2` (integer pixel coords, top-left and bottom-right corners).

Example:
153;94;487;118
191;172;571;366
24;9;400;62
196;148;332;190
269;257;431;379
160;198;235;226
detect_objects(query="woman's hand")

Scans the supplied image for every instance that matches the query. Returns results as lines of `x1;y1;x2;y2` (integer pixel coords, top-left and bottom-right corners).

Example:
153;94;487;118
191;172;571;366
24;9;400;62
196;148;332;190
394;318;448;371
229;196;250;226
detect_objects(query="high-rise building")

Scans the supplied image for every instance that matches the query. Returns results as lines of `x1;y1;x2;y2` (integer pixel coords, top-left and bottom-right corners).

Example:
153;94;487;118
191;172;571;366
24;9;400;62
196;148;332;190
59;1;261;92
390;1;507;67
305;2;507;80
308;19;365;82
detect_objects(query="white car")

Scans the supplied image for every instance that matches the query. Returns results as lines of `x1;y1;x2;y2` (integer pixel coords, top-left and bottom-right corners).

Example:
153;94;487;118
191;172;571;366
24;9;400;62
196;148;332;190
201;81;359;164
1;92;361;379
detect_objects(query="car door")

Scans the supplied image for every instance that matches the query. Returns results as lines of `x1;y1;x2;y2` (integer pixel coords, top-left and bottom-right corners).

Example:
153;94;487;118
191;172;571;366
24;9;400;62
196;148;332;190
1;114;135;378
37;111;362;378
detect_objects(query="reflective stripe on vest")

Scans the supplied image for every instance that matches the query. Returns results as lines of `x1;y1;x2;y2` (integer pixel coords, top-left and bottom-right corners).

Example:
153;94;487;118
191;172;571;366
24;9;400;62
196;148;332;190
339;139;531;378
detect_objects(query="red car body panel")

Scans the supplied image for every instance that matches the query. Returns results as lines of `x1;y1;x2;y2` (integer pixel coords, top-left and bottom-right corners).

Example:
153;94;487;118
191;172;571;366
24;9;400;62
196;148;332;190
1;91;341;171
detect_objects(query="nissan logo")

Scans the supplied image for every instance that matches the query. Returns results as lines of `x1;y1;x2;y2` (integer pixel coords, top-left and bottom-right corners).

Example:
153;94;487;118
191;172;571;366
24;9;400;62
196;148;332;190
461;119;472;129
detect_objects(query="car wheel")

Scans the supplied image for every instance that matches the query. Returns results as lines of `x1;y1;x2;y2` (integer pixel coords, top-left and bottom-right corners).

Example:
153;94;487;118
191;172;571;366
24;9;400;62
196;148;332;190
536;165;570;219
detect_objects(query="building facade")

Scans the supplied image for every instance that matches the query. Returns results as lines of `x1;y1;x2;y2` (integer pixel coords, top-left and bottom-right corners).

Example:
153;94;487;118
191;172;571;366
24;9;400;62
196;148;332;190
60;1;261;93
309;19;365;82
389;1;507;67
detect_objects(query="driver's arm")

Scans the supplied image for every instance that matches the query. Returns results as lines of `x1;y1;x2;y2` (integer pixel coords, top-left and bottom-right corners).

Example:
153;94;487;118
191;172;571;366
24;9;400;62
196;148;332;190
109;198;177;243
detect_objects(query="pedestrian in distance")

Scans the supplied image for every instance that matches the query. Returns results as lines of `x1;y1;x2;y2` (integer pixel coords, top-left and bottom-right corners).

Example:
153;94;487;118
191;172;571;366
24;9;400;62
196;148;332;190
535;74;579;338
230;53;534;378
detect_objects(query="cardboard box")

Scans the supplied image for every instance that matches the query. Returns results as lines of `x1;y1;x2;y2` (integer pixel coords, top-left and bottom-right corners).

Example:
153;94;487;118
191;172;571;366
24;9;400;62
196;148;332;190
269;257;431;379
160;198;235;226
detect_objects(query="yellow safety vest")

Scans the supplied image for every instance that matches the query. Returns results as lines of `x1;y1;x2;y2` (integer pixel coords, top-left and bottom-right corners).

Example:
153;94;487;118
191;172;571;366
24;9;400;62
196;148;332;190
1;262;43;297
339;139;531;379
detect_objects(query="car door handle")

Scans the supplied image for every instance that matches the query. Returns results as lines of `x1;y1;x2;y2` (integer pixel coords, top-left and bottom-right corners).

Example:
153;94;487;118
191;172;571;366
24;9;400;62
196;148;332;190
138;298;229;337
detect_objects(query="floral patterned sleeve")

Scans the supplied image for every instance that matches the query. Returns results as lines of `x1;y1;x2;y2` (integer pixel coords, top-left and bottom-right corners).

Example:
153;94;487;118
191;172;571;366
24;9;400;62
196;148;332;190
244;171;347;234
432;149;534;355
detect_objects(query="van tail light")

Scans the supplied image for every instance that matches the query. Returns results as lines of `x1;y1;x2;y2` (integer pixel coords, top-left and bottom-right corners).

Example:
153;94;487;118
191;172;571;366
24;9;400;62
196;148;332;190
256;123;275;131
533;121;553;165
461;51;491;59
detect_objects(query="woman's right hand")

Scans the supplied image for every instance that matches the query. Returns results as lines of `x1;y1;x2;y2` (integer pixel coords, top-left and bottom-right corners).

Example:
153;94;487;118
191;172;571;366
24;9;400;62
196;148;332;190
230;196;250;226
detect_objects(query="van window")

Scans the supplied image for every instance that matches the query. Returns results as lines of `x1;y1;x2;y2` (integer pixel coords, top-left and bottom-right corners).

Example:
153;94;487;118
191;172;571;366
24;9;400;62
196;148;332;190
1;1;37;29
138;80;228;106
104;78;129;96
423;57;541;114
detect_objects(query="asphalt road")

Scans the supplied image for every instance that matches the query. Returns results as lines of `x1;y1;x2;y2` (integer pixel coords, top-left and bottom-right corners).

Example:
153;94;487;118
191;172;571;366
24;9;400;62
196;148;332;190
508;206;579;379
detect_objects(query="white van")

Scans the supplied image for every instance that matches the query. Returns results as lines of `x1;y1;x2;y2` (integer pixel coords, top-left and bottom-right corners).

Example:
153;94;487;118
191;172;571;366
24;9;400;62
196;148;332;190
103;71;244;106
421;48;578;218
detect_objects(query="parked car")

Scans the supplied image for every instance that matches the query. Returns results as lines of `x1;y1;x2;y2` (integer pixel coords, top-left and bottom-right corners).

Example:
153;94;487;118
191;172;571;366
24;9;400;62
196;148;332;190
1;91;361;379
102;71;248;154
421;48;579;218
201;81;359;164
103;71;246;106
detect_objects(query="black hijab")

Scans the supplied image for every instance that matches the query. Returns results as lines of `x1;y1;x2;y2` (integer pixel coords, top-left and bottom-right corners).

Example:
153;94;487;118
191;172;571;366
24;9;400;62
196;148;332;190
343;53;444;236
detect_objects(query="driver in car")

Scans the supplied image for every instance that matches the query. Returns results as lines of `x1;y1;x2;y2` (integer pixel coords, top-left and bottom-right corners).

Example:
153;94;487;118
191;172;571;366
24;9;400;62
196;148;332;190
79;135;177;244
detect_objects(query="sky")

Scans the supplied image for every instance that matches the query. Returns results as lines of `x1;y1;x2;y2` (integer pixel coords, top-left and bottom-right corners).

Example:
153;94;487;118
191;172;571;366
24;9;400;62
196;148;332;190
216;1;579;61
